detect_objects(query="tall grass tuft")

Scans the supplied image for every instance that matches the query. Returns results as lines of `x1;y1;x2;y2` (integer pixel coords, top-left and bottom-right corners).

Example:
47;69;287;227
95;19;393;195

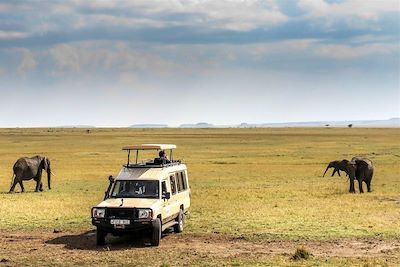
292;246;311;260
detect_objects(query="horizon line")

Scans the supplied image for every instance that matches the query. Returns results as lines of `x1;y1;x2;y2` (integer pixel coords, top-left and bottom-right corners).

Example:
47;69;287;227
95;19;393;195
0;117;399;129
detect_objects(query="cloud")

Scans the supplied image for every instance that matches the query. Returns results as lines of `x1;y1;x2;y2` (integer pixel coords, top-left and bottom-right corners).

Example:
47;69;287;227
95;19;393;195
72;14;169;29
181;0;288;31
48;44;82;72
6;0;287;33
0;0;398;48
0;31;30;40
297;0;329;17
16;48;37;75
298;0;399;20
1;1;399;81
74;0;288;31
48;41;179;74
315;43;398;59
246;39;317;56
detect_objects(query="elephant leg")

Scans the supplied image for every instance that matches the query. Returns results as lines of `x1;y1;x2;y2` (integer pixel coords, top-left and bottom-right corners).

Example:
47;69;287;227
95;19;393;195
349;178;355;193
39;182;43;192
366;180;371;192
35;180;41;192
9;180;18;193
19;181;25;192
358;179;364;193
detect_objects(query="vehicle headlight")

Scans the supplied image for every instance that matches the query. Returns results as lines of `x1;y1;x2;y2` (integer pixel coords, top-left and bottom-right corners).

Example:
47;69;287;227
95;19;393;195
138;209;152;219
92;208;106;218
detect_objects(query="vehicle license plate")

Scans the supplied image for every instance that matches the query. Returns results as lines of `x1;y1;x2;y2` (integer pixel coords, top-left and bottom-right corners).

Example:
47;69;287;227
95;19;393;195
110;219;130;225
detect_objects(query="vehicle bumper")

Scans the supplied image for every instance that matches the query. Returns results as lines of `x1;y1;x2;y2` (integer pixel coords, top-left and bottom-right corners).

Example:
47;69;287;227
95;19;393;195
92;218;154;233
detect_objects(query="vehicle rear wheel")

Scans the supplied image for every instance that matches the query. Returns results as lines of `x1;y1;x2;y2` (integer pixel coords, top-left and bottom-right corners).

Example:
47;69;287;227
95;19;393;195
174;209;184;233
151;218;161;246
96;228;106;246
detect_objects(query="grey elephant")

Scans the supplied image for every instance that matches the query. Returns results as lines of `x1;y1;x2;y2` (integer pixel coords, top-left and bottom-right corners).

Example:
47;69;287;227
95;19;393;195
322;159;352;178
323;157;374;193
9;155;52;193
351;157;374;193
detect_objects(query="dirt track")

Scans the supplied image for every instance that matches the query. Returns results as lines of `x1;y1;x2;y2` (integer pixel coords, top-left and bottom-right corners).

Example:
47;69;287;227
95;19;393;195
0;230;399;266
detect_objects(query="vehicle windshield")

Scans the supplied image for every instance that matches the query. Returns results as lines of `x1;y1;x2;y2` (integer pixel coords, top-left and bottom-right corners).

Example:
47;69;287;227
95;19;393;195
111;180;159;199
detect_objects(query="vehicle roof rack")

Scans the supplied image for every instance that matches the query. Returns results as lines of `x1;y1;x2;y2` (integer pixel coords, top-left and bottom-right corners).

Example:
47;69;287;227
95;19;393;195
122;144;178;168
122;144;176;151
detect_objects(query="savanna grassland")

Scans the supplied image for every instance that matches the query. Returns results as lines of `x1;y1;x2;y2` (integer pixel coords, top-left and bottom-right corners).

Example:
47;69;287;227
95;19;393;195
0;127;399;266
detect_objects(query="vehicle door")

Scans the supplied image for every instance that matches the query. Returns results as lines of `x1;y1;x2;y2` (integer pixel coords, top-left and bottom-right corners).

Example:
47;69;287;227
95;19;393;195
161;179;173;223
167;173;181;220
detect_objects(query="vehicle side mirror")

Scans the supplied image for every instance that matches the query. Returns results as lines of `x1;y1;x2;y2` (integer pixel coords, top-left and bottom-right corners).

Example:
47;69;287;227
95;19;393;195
162;192;170;200
104;175;115;200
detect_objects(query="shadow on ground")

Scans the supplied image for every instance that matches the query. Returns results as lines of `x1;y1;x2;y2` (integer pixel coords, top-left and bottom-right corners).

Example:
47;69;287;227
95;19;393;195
45;230;168;251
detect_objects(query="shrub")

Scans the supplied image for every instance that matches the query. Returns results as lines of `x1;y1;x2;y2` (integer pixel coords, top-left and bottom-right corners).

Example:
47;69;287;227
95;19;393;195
292;246;311;260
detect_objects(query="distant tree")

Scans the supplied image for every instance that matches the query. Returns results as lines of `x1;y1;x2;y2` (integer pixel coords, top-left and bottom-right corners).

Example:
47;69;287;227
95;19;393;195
348;124;353;128
325;124;330;127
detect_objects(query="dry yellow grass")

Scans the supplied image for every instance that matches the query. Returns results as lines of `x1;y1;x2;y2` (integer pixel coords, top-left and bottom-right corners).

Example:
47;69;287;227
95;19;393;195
0;127;399;266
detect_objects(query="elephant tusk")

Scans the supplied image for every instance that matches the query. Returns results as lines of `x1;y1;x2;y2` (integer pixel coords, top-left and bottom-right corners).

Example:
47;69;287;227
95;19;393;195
50;171;56;176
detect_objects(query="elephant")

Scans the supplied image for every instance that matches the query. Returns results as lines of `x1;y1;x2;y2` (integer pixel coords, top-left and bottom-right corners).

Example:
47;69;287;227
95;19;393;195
9;155;52;193
351;157;374;193
323;157;374;193
322;159;353;178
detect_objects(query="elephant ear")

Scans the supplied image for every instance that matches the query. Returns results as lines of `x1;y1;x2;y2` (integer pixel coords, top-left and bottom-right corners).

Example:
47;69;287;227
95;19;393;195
346;162;356;177
43;157;49;170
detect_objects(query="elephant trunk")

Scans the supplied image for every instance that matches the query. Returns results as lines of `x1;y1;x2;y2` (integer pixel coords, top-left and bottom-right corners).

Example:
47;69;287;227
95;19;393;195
47;168;51;190
323;165;330;177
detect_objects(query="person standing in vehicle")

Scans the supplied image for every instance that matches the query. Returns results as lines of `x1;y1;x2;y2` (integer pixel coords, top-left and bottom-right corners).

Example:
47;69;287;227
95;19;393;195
159;150;170;164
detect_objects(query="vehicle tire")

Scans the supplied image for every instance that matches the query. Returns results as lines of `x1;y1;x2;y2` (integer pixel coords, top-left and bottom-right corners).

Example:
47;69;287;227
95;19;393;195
151;218;161;246
96;228;106;246
174;209;184;233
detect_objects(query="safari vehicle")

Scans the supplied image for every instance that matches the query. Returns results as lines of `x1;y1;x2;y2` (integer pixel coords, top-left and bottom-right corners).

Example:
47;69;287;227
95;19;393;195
91;144;190;246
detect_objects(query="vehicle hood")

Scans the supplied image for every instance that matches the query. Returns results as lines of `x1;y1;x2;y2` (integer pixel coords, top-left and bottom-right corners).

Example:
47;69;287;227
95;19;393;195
95;198;160;209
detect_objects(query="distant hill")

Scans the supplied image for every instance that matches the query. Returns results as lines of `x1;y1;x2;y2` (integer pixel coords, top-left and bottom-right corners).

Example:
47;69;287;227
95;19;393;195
52;118;397;129
129;124;168;128
237;118;400;128
179;122;214;128
127;118;399;128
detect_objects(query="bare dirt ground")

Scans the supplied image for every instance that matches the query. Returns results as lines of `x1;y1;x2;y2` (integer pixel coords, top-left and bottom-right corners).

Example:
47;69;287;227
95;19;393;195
0;230;399;266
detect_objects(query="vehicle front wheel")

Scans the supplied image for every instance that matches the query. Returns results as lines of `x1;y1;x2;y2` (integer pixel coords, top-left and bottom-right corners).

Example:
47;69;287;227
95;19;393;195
96;228;106;246
174;209;184;233
151;218;161;246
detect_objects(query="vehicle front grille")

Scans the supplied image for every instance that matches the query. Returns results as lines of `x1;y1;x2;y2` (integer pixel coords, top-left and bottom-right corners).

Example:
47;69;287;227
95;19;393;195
106;208;137;219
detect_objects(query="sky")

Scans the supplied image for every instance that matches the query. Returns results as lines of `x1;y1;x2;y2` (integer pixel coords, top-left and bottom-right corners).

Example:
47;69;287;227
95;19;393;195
0;0;399;127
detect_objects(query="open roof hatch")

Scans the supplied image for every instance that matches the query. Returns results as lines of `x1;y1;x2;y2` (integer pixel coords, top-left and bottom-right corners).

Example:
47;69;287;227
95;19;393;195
122;144;178;167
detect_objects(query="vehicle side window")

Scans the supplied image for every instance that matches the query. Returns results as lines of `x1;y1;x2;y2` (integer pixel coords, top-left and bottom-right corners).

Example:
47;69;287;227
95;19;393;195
170;175;177;195
161;181;167;195
176;173;183;192
180;172;187;190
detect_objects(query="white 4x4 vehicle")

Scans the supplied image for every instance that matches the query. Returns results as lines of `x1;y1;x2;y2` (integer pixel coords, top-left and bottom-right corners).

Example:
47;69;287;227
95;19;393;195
92;144;190;246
